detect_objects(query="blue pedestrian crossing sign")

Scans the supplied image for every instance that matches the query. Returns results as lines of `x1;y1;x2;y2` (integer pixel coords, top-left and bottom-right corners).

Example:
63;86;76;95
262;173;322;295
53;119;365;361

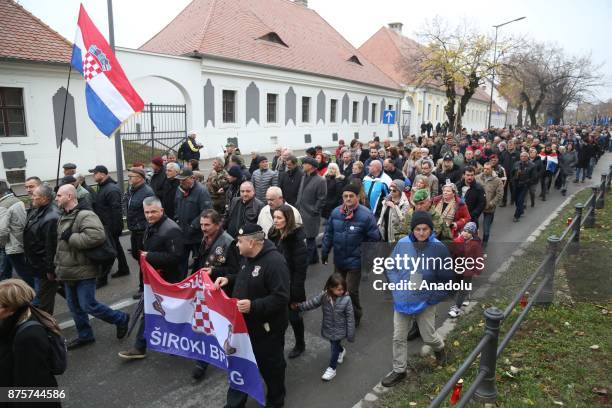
383;110;396;125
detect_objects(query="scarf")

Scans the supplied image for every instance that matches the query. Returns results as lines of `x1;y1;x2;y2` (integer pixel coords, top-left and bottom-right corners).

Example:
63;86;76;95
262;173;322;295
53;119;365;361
435;197;456;224
340;203;358;220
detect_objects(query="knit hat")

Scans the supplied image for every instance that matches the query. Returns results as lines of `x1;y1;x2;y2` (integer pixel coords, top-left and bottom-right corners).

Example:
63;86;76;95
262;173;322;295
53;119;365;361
151;156;163;167
256;155;268;165
410;211;434;231
463;222;478;234
391;179;405;192
412;189;430;203
342;183;361;196
128;167;146;179
302;157;318;168
228;165;242;178
443;152;453;161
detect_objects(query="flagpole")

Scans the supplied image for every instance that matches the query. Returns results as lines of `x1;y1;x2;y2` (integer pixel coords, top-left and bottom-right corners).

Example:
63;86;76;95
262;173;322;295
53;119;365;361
107;0;125;193
55;64;73;189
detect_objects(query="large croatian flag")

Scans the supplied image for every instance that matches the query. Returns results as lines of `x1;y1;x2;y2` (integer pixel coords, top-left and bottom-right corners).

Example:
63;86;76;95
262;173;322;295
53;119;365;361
71;5;144;136
141;258;265;405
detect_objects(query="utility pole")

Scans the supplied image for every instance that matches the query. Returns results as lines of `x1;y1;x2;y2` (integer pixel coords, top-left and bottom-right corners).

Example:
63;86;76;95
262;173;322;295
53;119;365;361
487;16;526;129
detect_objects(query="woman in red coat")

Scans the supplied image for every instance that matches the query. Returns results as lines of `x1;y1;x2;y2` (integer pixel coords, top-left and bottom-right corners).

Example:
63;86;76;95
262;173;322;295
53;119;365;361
431;182;470;238
316;153;329;176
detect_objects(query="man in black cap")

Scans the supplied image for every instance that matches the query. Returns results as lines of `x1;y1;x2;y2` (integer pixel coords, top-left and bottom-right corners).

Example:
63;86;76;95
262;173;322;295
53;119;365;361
174;168;212;278
214;223;289;408
90;165;129;287
225;165;246;213
435;153;462;193
62;162;77;177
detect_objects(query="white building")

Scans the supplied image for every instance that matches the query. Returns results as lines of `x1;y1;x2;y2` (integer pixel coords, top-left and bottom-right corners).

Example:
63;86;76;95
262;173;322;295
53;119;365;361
359;23;494;136
126;0;402;158
0;0;403;183
0;0;117;183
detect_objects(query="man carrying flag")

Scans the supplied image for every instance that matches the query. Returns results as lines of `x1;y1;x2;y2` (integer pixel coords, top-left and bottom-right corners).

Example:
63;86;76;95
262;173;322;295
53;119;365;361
71;4;144;136
215;224;289;408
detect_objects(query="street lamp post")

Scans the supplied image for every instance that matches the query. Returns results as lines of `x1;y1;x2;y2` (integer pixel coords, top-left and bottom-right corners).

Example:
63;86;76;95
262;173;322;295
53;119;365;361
487;16;526;129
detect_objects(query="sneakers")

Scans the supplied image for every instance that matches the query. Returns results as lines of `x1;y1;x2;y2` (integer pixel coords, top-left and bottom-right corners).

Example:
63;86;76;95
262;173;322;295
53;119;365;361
461;300;470;307
448;305;462;318
381;371;406;387
321;367;336;381
118;348;147;360
116;313;130;339
192;364;207;380
337;347;346;364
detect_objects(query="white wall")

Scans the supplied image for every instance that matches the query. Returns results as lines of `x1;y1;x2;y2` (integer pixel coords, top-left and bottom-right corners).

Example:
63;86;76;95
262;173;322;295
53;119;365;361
0;61;117;182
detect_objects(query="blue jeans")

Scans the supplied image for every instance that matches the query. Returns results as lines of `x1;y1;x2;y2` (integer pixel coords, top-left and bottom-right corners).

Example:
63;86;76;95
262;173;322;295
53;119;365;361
329;340;344;370
0;248;11;281
7;253;35;288
482;212;495;242
64;279;128;341
575;167;586;182
514;185;528;219
586;158;595;178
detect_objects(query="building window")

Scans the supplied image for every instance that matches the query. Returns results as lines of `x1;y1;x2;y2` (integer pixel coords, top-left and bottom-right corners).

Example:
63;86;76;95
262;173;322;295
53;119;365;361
332;132;338;141
352;101;359;123
267;93;278;123
304;134;312;143
371;103;377;123
0;87;27;137
222;90;236;123
302;96;311;123
330;99;337;123
354;132;359;139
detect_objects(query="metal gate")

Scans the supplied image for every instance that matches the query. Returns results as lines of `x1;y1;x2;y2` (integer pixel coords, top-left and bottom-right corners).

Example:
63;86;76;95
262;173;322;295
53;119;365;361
119;103;187;166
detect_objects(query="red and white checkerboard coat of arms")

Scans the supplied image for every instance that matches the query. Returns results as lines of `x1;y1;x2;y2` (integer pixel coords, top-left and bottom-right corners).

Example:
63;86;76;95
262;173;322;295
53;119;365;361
82;52;103;81
191;276;215;336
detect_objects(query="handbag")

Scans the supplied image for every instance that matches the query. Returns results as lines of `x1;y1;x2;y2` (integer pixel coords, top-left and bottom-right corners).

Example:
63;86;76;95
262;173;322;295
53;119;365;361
67;210;117;263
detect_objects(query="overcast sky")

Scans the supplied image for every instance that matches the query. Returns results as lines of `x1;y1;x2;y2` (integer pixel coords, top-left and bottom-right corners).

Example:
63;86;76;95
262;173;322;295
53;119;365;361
18;0;612;100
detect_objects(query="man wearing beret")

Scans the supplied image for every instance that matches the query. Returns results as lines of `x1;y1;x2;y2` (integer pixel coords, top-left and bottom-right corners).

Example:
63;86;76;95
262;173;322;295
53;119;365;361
395;189;450;242
214;224;289;408
321;183;380;326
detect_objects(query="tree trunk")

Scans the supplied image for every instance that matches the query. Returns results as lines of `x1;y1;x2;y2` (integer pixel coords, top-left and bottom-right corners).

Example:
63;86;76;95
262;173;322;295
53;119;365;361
443;78;457;132
517;103;523;127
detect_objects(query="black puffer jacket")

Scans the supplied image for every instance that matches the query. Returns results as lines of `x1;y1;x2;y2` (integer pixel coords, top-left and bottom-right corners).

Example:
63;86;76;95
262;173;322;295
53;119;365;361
23;203;59;278
94;177;123;236
174;182;212;245
229;240;289;338
268;226;307;303
143;215;185;283
160;177;180;220
125;183;155;232
150;168;167;197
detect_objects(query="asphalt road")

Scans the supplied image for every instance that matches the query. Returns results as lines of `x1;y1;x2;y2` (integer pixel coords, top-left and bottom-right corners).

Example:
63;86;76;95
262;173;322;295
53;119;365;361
49;154;611;408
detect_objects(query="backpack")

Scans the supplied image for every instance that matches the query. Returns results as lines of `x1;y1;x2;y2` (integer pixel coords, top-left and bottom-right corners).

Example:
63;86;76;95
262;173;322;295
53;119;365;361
67;210;117;263
15;320;68;375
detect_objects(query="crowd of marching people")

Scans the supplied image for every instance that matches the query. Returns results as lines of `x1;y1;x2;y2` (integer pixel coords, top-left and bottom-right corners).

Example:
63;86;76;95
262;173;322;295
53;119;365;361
0;124;610;406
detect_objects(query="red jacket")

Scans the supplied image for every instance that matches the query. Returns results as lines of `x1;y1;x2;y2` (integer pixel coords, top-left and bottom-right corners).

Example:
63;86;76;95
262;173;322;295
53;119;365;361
451;235;484;277
432;195;470;238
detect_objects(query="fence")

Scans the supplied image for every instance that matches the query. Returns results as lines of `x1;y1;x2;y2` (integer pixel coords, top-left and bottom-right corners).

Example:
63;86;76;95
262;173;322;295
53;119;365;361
428;164;612;408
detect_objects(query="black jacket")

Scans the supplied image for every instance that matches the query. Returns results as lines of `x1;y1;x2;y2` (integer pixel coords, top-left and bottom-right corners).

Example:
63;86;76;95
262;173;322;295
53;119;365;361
160;178;180;220
94;177;123;236
225;175;246;213
278;167;303;206
512;160;537;187
150;168;167;197
384;168;404;182
229;240;289;338
338;160;354;179
268;226;307;303
322;175;344;219
143;215;185;283
456;180;487;221
125;183;155;232
2;316;59;392
174;182;212;245
23;203;59;278
192;229;239;282
436;164;463;193
225;197;264;237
